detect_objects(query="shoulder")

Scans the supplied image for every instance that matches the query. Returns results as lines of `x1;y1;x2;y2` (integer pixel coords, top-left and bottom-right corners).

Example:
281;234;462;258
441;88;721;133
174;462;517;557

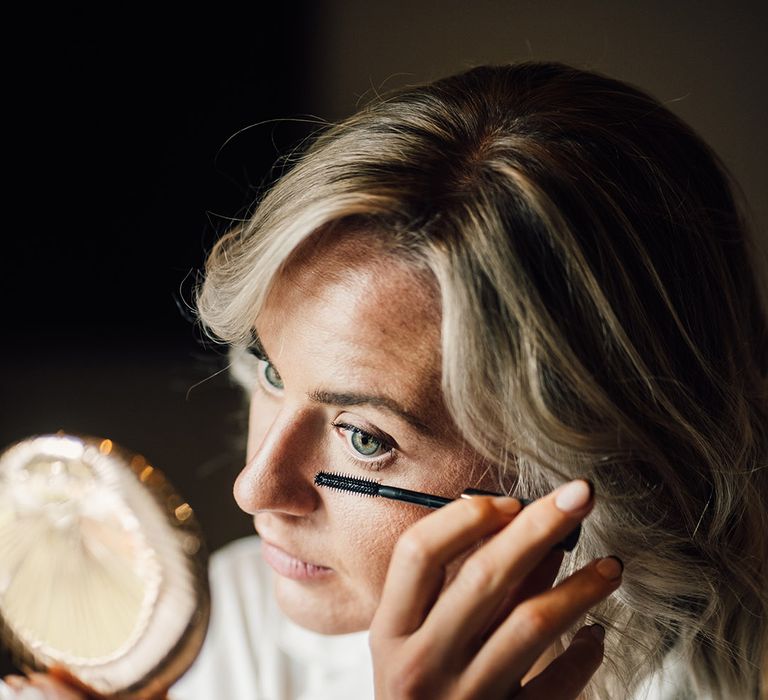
205;534;277;641
169;535;272;699
205;535;271;616
171;535;374;700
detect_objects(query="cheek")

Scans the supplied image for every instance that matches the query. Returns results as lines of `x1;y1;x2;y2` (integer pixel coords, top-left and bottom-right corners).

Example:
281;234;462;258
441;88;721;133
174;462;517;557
333;497;423;595
335;457;502;596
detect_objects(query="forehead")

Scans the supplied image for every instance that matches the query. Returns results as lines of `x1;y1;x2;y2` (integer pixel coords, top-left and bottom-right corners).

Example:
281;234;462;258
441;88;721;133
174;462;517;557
262;231;439;341
255;231;444;407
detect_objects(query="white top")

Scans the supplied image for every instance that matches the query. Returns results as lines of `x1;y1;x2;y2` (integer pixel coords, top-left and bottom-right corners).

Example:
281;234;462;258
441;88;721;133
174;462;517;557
0;538;696;700
169;536;374;700
167;535;690;700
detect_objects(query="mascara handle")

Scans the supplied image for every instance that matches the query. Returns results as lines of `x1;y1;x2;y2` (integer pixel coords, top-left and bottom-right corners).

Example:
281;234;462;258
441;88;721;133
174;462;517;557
378;485;453;508
462;490;582;552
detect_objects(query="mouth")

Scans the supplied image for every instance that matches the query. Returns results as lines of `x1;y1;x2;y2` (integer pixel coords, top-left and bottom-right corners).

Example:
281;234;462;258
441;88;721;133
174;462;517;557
260;539;334;581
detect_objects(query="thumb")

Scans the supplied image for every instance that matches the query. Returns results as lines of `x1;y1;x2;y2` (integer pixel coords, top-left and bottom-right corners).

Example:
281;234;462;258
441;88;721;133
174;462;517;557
0;673;85;700
25;674;87;700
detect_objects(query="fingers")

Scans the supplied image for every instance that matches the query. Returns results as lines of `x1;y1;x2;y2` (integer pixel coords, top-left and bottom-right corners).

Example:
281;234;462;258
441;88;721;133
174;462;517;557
370;478;617;700
464;556;622;695
1;673;88;700
516;624;605;700
477;547;565;647
373;494;524;638
1;677;43;700
2;676;47;700
504;546;565;614
415;479;593;656
28;675;87;700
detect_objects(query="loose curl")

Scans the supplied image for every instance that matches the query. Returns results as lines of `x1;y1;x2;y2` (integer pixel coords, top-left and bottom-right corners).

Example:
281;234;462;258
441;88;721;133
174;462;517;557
194;62;768;698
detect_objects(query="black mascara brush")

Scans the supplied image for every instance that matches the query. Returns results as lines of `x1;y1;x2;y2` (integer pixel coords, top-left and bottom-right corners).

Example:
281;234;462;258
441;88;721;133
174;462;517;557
314;470;581;552
315;470;457;508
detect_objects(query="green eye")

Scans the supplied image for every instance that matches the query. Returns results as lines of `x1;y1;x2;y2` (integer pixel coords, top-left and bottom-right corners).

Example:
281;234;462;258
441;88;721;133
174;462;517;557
261;360;283;390
349;428;383;457
332;422;394;463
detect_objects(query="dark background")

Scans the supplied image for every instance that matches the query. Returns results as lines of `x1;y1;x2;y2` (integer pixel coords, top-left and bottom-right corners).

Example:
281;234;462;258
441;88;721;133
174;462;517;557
3;6;322;552
2;0;766;679
0;7;320;675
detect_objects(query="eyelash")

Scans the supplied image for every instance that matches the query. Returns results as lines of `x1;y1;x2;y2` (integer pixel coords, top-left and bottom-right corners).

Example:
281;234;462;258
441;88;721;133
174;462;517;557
247;350;397;470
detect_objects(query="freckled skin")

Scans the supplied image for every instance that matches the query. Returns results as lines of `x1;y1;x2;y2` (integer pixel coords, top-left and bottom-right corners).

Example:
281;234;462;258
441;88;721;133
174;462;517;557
233;232;502;635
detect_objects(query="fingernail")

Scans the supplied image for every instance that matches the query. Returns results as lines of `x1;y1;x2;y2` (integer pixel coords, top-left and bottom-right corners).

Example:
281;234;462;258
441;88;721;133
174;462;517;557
491;496;523;515
590;623;606;642
554;479;593;513
596;555;624;580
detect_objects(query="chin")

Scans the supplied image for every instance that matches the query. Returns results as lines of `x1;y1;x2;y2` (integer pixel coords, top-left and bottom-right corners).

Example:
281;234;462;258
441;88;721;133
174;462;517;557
273;578;374;635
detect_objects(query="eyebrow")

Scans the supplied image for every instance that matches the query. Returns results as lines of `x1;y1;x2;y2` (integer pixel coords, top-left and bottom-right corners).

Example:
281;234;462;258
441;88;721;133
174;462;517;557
307;388;432;435
246;332;434;436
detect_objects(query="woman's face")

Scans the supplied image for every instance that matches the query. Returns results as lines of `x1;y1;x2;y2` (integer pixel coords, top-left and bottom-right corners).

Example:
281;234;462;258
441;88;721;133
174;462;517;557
233;233;499;634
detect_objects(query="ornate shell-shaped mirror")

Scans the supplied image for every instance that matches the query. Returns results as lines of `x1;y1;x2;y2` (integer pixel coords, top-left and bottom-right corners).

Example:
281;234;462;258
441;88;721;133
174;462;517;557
0;434;209;699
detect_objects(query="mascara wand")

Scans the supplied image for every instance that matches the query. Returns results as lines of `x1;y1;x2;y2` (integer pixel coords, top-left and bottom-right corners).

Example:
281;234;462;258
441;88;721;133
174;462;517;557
314;470;581;552
316;471;454;508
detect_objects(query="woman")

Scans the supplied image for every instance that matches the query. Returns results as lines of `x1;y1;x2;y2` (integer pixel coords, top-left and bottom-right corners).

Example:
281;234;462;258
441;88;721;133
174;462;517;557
6;61;767;699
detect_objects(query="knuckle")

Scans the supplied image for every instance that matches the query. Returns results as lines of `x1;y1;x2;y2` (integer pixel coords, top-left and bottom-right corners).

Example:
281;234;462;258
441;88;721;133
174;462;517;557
394;529;435;568
457;555;498;593
512;600;558;639
388;669;429;699
385;645;435;698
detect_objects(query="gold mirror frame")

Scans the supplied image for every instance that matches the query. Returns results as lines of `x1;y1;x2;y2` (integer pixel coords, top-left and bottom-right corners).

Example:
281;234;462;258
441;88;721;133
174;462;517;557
0;433;210;699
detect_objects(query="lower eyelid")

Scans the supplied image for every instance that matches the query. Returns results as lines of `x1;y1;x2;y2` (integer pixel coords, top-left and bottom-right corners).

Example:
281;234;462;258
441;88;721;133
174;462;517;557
340;448;395;472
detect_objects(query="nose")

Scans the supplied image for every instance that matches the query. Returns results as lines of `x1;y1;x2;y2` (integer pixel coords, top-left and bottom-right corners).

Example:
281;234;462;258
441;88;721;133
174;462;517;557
234;402;320;517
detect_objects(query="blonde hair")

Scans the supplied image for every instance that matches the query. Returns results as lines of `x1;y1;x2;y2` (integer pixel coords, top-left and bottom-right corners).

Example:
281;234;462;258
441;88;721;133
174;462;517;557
194;62;768;698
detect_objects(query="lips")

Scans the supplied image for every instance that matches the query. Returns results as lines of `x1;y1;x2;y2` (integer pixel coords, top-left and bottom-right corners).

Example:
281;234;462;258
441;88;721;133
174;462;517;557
259;538;334;581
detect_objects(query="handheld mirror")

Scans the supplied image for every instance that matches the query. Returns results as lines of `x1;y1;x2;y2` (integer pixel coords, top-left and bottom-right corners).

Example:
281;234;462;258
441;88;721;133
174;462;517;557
0;433;210;699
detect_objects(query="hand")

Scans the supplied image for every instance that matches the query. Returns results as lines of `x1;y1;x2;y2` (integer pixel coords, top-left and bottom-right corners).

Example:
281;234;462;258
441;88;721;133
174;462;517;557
369;479;622;699
2;671;87;699
1;667;169;699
